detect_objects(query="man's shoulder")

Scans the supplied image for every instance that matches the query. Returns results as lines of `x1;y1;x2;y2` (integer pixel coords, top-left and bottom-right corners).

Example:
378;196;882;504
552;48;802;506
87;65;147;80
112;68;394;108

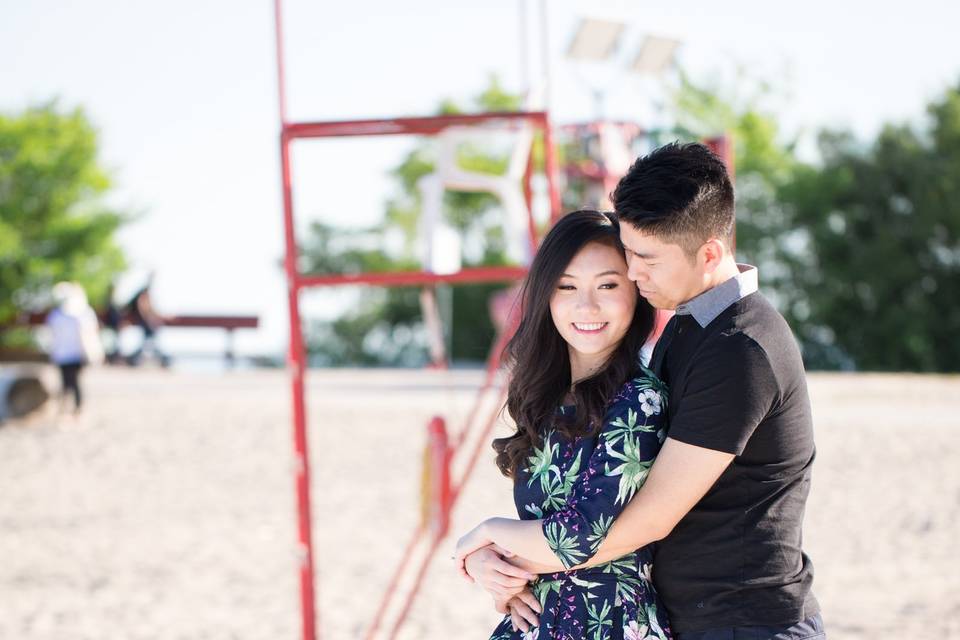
678;293;794;378
709;292;793;346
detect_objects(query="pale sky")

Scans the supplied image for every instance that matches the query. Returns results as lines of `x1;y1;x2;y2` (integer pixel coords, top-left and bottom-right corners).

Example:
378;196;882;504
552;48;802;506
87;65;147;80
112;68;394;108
3;0;958;360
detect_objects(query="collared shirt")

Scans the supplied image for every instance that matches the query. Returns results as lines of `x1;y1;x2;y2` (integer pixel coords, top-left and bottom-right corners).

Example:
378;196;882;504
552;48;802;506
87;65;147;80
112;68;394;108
675;264;758;328
652;263;819;632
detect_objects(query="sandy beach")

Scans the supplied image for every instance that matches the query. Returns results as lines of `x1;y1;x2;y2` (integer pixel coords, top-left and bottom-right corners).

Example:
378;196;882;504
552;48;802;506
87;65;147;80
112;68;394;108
1;367;957;639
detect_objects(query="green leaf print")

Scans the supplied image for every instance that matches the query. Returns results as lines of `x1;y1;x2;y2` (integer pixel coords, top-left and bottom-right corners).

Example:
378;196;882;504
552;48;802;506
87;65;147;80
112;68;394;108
606;407;657;447
646;602;670;640
540;470;568;511
604;433;654;505
524;503;544;518
583;595;614;640
526;430;559;492
569;574;604;600
544;521;587;569
634;365;668;402
599;553;643;603
561;448;583;496
532;578;562;608
586;514;614;553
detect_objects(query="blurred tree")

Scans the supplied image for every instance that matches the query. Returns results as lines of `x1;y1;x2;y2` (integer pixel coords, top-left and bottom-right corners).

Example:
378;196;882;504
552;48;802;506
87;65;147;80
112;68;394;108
673;72;960;371
775;82;960;371
0;104;128;348
301;77;523;366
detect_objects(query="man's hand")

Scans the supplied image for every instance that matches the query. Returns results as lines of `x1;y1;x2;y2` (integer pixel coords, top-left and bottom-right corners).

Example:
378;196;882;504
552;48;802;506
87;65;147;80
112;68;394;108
506;589;541;633
464;544;535;599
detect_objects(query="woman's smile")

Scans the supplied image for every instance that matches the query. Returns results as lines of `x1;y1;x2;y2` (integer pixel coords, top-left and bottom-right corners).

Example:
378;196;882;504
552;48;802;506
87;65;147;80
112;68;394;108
572;321;608;333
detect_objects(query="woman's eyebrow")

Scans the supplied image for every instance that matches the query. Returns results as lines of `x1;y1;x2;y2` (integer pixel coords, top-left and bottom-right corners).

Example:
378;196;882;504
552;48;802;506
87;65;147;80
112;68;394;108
559;269;624;278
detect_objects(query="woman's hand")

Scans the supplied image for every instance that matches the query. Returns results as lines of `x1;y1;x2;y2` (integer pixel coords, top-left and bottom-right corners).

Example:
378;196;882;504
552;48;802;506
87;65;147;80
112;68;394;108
464;544;535;599
453;520;495;581
506;589;542;633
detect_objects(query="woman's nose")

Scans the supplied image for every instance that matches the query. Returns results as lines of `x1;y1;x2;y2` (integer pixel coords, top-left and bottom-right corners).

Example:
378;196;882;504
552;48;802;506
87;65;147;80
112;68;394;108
576;292;600;312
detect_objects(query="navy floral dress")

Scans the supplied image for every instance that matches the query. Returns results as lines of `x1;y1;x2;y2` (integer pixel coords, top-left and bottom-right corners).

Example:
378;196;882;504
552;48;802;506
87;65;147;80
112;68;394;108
490;367;673;640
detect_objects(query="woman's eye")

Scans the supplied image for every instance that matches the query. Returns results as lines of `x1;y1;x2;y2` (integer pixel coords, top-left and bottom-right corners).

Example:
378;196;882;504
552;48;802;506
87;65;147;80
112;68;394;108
557;284;575;291
599;282;618;290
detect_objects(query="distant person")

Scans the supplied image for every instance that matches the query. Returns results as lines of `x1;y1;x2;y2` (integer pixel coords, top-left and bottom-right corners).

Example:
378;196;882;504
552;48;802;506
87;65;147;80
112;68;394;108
103;282;123;364
125;274;170;367
46;282;104;416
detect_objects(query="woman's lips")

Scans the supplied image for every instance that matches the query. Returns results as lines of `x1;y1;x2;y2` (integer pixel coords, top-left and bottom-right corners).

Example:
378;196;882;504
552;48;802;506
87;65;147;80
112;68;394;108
572;322;608;334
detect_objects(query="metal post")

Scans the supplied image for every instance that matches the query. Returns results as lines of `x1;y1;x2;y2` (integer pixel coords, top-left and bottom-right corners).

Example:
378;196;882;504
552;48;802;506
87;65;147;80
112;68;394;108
274;1;317;638
542;114;562;222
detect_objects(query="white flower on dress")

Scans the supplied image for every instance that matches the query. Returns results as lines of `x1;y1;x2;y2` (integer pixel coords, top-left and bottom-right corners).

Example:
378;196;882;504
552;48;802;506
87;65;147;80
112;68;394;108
624;620;650;640
638;389;662;417
521;626;539;640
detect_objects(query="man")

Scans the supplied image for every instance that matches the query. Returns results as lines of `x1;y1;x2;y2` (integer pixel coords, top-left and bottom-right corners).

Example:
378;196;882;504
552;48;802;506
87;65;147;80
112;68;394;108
465;142;823;639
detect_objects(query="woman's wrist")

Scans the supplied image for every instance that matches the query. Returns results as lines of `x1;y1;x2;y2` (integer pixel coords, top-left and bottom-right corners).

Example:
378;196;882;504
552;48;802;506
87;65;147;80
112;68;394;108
482;517;506;545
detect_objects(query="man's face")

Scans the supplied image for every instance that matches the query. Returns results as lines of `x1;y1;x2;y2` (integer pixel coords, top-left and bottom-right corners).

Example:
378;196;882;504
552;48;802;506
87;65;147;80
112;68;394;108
619;223;706;310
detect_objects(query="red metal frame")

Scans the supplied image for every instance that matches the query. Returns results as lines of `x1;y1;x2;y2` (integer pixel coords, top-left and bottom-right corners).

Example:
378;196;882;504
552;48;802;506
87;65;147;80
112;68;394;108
272;3;560;638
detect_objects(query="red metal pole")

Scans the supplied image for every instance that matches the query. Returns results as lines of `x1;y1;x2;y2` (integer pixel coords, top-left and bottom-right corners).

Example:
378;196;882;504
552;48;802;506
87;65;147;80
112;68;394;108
542;115;562;222
363;524;427;640
523;151;537;254
274;1;317;637
280;130;318;640
299;265;527;289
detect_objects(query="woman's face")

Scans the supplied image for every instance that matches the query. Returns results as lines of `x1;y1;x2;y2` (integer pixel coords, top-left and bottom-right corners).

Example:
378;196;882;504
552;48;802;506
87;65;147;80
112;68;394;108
549;241;637;383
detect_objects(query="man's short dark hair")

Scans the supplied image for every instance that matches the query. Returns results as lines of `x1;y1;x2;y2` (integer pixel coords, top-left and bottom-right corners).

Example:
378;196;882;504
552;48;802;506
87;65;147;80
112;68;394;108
612;141;735;255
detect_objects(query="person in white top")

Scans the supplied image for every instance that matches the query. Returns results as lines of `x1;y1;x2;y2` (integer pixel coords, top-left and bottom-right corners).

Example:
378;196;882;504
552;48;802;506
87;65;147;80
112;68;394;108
45;282;103;415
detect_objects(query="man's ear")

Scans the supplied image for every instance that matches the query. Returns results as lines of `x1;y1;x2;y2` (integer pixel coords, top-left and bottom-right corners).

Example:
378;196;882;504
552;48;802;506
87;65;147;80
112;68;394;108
699;238;728;273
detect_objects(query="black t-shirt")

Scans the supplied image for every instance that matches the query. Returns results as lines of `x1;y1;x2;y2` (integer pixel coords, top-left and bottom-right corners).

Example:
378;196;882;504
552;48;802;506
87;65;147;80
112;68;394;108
654;292;819;633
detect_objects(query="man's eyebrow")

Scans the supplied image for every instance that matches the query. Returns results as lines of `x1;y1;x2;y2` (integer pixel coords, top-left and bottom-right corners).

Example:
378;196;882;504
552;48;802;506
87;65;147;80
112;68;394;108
625;246;658;260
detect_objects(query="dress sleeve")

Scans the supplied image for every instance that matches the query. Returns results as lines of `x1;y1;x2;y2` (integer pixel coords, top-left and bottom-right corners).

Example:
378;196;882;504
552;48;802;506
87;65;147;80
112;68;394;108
541;371;668;569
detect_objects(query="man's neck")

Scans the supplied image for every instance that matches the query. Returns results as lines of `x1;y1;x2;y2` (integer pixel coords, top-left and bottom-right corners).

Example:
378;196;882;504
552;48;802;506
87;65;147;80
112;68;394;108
684;259;742;304
707;259;742;288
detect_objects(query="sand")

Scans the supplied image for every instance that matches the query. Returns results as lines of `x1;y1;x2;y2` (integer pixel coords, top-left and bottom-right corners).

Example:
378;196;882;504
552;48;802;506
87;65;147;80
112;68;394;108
0;367;957;639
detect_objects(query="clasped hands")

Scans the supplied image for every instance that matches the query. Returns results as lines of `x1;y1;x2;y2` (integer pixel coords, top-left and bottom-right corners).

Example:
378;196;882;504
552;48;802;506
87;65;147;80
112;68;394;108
455;522;542;633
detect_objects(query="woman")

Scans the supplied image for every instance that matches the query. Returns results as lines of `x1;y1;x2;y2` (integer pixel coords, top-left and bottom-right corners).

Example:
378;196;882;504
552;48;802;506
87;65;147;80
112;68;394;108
46;282;104;416
454;210;672;640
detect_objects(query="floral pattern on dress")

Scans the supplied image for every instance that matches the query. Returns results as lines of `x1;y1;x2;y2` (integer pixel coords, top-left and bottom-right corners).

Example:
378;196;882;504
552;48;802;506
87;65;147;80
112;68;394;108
489;366;672;640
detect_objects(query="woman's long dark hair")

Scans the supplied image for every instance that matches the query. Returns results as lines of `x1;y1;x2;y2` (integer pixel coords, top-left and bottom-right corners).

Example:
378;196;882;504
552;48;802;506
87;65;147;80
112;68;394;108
493;210;655;477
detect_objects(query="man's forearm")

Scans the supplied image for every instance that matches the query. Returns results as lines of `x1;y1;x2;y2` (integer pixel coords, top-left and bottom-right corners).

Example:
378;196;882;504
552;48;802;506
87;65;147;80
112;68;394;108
508;439;734;574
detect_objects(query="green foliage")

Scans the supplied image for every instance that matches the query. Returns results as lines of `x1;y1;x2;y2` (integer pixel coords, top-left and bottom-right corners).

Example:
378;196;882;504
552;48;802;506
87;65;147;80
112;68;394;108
0;104;128;345
674;72;960;371
302;78;520;366
774;84;960;371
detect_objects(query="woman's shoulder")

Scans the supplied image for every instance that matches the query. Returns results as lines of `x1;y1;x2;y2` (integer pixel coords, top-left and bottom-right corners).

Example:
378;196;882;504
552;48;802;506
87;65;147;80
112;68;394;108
605;366;668;418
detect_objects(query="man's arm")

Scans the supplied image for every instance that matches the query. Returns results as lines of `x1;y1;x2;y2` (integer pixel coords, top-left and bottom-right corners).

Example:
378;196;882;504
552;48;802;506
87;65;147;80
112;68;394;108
503;437;734;573
580;436;733;563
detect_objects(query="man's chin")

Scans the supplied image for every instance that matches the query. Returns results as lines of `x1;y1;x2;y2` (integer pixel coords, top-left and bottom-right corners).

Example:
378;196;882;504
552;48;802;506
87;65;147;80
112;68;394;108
638;292;674;310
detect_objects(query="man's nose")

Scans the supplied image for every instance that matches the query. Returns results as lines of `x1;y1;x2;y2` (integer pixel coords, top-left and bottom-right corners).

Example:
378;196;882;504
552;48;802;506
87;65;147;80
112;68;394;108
627;255;647;282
